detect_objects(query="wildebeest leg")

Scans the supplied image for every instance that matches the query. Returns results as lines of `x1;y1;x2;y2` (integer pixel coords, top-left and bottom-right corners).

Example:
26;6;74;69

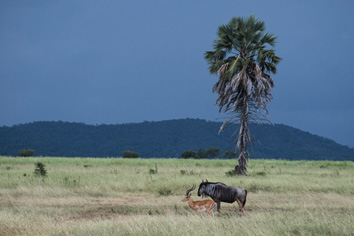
235;199;245;213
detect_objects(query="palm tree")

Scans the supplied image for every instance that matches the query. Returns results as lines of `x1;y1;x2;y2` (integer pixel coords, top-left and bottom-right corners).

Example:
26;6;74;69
205;16;281;175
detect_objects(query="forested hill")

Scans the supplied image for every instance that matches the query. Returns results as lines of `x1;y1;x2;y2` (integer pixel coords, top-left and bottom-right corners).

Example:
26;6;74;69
0;119;353;161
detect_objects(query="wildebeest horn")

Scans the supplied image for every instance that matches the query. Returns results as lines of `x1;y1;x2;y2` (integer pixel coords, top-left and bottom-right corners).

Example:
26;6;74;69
202;179;204;183
206;179;208;182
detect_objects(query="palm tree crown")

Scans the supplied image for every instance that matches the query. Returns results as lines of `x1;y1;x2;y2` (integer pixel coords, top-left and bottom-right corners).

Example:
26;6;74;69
205;16;281;175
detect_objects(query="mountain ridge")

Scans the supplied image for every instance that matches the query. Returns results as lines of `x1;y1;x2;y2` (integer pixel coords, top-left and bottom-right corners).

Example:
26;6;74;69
0;118;353;161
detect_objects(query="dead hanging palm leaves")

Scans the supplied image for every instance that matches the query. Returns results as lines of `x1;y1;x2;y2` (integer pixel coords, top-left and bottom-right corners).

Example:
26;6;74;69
205;16;281;175
217;63;229;78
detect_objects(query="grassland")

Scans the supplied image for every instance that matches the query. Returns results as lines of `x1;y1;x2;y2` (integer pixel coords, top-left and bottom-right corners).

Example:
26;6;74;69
0;157;353;236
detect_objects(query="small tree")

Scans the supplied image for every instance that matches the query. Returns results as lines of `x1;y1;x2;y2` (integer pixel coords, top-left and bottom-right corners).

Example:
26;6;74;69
224;150;237;159
34;162;47;176
197;148;208;159
206;147;220;158
123;150;139;158
18;149;35;157
181;150;199;159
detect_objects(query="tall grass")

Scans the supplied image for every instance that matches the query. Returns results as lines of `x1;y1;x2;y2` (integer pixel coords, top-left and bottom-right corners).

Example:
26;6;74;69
0;156;353;235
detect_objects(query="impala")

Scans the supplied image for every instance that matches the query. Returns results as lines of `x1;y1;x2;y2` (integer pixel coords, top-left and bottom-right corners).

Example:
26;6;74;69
182;184;216;217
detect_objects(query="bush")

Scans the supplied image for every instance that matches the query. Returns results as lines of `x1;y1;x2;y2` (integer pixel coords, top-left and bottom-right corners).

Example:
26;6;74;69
224;150;237;158
181;150;199;159
123;150;139;158
18;149;35;157
197;148;208;159
34;162;47;176
206;147;220;158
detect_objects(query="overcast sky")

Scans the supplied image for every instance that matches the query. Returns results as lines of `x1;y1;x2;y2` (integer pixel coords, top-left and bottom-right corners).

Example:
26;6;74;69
1;0;354;147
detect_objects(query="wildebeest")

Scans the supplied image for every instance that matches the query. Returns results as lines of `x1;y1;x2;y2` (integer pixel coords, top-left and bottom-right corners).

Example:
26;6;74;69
197;179;247;213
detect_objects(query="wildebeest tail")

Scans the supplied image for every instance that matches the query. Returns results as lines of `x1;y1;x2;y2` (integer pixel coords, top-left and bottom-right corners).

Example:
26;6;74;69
243;189;247;207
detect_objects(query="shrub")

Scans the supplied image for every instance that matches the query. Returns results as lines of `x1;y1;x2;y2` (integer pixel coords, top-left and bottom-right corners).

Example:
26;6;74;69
197;148;208;159
206;147;220;158
224;150;237;158
181;150;199;159
18;149;35;157
34;162;47;176
123;150;139;158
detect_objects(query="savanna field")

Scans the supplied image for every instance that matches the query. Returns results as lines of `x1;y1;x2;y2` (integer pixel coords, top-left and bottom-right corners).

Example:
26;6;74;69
0;157;353;236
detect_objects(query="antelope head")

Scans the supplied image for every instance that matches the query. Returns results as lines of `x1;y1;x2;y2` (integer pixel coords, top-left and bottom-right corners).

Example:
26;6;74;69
182;184;196;202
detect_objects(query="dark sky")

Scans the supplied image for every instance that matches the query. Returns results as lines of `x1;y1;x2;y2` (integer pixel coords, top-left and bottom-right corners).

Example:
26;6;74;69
1;0;354;147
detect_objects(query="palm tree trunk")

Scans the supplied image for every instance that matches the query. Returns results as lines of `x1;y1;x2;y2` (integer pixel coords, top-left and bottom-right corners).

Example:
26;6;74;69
235;99;249;175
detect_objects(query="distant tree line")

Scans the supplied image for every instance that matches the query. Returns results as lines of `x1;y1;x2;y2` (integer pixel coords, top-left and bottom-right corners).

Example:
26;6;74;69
181;147;237;159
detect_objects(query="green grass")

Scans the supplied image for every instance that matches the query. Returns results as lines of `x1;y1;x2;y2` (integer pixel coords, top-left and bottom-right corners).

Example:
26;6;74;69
0;156;353;235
